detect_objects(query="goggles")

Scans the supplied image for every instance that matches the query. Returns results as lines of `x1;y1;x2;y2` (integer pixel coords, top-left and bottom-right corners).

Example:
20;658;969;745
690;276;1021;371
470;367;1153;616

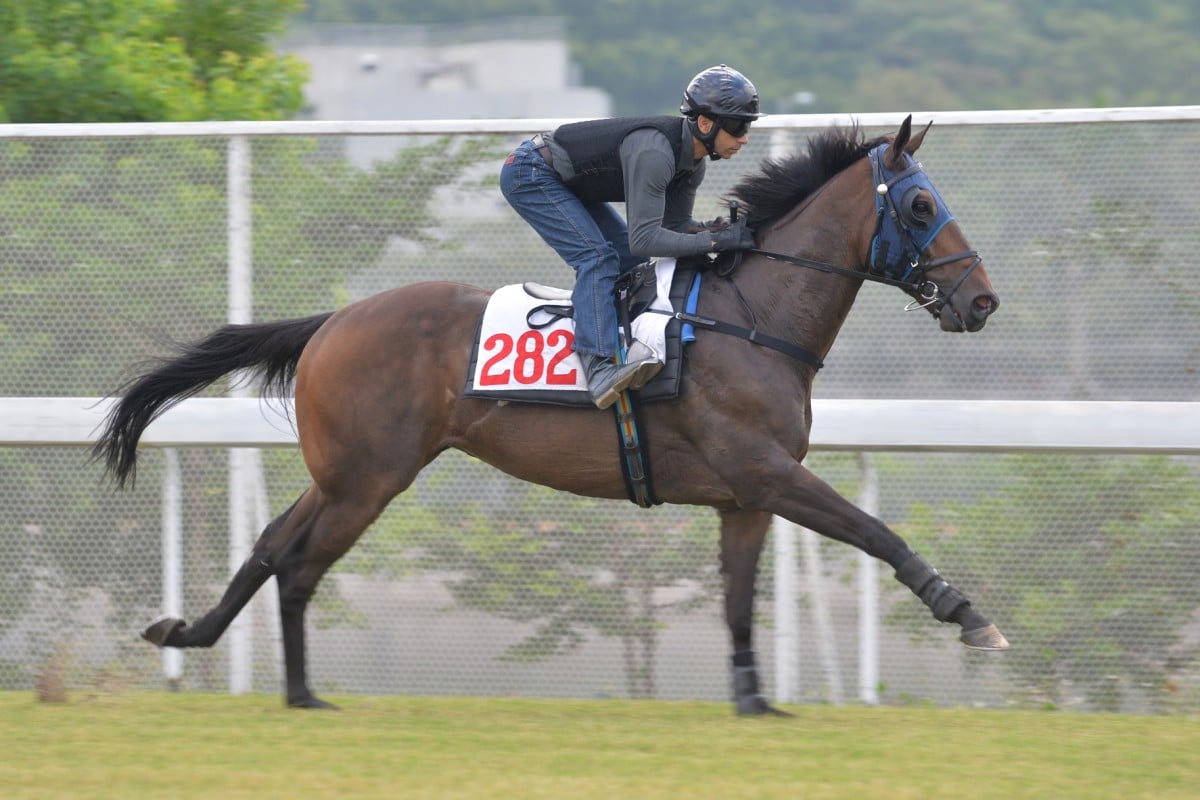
718;116;752;138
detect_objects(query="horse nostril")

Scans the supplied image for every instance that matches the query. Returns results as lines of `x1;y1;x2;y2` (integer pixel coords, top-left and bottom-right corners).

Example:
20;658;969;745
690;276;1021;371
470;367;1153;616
974;294;999;316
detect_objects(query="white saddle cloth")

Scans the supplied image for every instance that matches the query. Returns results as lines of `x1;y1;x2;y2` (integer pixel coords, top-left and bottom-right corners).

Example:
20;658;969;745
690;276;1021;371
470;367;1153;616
469;259;677;397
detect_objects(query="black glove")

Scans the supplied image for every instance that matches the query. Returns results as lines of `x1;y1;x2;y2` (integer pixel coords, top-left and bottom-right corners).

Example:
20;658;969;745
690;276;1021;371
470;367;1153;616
710;220;756;252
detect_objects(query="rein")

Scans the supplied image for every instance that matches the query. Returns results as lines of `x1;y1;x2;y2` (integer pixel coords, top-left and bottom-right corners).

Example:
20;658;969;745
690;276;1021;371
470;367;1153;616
745;245;981;317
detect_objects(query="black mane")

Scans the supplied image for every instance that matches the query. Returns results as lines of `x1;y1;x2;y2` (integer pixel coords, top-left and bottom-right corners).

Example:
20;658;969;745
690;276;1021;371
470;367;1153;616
727;123;886;229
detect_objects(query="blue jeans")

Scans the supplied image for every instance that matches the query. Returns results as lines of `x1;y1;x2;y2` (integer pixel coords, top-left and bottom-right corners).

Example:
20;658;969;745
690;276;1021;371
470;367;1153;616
500;140;637;357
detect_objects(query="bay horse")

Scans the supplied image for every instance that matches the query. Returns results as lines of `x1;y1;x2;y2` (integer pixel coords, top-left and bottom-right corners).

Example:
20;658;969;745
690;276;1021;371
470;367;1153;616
95;116;1006;714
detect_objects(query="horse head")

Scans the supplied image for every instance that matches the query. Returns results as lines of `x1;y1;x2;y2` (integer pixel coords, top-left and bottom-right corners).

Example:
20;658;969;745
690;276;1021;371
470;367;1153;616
874;116;999;332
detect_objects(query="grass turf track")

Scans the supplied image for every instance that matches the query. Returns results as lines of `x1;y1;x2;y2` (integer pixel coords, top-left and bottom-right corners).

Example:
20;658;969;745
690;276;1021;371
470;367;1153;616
1;692;1196;799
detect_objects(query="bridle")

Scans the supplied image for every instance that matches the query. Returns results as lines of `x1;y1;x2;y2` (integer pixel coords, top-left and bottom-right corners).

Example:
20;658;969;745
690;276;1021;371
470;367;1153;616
741;142;982;320
648;142;986;370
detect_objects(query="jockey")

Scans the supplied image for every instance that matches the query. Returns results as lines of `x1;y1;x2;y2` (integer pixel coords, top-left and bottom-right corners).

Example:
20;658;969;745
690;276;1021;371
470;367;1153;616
500;64;761;409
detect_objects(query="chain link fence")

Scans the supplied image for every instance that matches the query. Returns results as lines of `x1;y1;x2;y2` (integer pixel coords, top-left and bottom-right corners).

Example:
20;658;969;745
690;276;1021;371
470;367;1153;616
1;112;1198;712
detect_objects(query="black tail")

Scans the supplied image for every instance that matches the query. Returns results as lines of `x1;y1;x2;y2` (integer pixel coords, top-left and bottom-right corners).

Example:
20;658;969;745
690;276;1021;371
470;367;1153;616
93;312;335;488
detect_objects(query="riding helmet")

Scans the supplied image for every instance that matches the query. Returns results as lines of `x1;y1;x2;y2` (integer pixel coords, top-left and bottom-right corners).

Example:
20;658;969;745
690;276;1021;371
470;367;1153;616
680;64;761;121
681;64;760;160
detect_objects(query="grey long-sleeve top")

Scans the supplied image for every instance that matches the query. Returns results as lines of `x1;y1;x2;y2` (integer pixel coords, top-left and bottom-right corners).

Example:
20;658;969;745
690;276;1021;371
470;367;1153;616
547;122;717;259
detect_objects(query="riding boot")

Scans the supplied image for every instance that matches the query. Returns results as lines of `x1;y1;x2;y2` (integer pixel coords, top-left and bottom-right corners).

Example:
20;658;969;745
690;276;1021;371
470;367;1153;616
579;343;662;409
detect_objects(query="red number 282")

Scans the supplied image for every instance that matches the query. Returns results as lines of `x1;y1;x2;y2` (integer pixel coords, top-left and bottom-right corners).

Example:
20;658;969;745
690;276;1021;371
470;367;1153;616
479;329;577;386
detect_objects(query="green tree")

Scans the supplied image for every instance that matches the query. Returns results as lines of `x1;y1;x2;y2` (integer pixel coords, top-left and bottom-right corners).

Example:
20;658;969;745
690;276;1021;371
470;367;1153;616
0;134;500;393
0;0;308;123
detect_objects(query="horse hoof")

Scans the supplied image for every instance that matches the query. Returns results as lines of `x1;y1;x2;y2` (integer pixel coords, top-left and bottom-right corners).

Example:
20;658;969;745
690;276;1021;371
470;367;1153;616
960;623;1009;650
142;616;186;648
735;694;795;717
288;695;340;710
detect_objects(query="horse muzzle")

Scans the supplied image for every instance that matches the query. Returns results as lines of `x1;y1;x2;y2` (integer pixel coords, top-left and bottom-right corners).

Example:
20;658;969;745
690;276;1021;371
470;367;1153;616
938;289;999;332
915;251;999;333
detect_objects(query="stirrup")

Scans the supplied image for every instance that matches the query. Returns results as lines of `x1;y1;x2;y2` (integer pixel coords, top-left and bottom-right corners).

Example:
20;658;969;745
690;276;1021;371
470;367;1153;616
582;353;646;409
623;340;664;390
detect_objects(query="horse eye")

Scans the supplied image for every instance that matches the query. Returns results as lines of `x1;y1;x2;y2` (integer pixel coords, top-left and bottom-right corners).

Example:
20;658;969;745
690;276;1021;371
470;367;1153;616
899;185;934;228
908;194;936;225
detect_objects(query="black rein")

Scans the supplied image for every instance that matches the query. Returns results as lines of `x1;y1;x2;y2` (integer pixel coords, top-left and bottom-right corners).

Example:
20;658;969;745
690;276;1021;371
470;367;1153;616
746;245;983;318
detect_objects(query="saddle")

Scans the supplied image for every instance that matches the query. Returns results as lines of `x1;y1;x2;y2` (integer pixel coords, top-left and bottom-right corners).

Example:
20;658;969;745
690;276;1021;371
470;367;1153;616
464;258;703;407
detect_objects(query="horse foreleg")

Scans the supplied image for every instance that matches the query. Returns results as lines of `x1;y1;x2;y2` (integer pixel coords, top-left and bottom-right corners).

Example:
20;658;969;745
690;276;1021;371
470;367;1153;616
892;551;1009;649
718;508;792;716
758;461;1009;651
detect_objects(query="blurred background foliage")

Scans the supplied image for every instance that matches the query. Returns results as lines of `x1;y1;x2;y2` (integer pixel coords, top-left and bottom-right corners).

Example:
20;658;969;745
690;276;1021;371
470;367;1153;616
296;0;1200;115
6;1;1199;124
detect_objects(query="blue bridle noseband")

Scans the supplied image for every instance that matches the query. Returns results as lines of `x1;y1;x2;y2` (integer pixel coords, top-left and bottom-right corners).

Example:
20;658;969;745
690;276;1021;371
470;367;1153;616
867;142;982;316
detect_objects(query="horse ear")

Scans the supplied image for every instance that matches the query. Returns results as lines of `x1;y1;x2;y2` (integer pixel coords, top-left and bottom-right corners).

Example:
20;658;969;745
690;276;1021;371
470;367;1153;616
887;115;914;169
906;120;933;155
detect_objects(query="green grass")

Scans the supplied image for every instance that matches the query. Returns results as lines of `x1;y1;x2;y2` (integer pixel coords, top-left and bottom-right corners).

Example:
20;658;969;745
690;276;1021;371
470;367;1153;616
1;692;1196;799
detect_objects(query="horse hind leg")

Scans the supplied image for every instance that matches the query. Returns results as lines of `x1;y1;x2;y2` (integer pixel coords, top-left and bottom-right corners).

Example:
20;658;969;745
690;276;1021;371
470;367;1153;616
271;485;400;710
141;497;304;650
141;483;384;710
